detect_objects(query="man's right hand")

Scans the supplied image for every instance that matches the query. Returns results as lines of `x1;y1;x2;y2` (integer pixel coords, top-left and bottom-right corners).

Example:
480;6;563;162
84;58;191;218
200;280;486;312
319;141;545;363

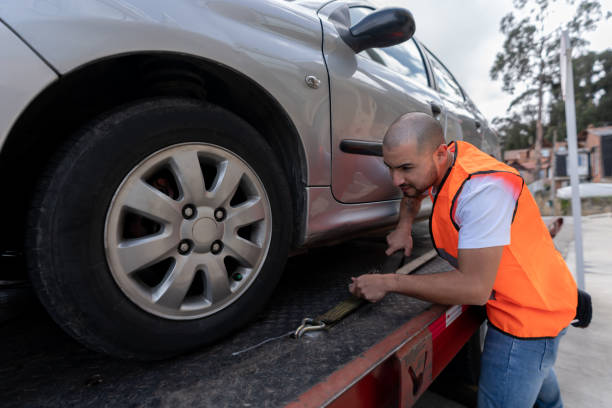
385;226;413;256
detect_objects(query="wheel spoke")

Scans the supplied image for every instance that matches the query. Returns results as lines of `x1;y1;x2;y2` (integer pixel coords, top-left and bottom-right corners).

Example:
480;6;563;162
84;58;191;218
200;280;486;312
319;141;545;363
209;159;243;208
116;233;176;274
226;197;265;230
170;150;207;203
224;236;261;268
153;256;197;309
204;256;231;303
123;179;180;224
105;143;274;319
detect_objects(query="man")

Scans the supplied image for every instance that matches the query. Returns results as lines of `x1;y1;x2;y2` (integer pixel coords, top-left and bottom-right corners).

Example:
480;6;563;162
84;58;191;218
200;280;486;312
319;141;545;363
349;112;577;408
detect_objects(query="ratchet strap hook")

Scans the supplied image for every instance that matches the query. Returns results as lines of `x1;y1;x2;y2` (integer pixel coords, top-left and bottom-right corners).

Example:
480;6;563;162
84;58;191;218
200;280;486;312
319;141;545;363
293;318;326;339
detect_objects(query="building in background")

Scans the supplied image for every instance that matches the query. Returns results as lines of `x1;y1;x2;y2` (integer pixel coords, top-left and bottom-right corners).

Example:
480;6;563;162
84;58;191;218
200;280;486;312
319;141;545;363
503;125;612;186
553;145;591;181
504;146;552;184
582;125;612;182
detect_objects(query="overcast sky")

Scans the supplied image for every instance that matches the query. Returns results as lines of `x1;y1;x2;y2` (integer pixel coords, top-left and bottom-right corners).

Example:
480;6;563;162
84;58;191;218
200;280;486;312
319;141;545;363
375;0;612;124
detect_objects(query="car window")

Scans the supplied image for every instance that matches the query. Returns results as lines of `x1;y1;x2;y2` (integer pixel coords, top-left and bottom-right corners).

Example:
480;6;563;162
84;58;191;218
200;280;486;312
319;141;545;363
424;48;465;103
349;7;429;87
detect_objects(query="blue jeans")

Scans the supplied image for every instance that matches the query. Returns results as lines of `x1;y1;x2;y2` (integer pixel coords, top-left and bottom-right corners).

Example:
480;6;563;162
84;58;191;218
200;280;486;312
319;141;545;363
478;324;567;408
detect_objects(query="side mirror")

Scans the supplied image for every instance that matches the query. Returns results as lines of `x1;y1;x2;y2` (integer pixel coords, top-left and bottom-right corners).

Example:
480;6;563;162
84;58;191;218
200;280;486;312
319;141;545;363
333;8;416;54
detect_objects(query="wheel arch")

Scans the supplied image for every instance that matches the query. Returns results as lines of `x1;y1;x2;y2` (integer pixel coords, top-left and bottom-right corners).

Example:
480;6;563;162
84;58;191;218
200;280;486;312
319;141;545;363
0;52;308;258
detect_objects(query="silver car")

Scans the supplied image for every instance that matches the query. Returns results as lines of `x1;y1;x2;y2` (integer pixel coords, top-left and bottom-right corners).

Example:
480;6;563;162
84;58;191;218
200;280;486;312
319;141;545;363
0;0;498;359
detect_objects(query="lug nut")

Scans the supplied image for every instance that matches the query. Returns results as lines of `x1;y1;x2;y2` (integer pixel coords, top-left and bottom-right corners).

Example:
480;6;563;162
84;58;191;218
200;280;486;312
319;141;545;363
232;272;243;282
214;208;226;221
211;240;223;255
182;205;196;219
178;240;192;255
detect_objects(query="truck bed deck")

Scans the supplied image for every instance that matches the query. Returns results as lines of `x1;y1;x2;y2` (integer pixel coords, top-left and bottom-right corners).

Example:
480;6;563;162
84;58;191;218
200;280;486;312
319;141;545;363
1;224;476;407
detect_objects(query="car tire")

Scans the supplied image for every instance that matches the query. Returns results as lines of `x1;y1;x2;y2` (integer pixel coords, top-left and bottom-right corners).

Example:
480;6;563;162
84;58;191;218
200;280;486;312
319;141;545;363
26;98;292;359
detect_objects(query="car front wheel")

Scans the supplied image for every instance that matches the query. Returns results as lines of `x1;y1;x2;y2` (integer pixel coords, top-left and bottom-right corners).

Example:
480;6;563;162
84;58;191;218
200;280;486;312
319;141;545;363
27;98;292;359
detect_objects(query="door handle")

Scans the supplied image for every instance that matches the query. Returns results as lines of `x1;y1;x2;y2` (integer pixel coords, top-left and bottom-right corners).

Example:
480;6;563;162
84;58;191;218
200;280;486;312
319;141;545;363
430;102;442;117
475;121;481;129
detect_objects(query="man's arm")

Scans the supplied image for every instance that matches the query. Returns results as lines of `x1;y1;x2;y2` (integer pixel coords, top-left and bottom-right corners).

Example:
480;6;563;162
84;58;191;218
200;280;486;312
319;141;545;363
350;245;503;305
385;196;424;256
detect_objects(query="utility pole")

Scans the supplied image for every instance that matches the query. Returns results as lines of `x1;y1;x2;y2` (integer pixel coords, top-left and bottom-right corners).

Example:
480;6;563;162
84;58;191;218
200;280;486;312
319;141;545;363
549;129;557;216
560;30;585;290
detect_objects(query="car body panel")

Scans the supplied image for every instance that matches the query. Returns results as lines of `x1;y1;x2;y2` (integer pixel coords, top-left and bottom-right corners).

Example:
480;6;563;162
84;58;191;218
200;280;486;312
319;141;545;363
0;0;332;186
303;186;433;245
319;2;445;204
0;20;57;151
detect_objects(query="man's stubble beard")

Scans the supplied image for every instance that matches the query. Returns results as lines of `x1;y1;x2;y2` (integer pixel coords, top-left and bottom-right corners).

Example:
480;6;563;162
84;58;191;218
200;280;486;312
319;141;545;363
402;161;439;198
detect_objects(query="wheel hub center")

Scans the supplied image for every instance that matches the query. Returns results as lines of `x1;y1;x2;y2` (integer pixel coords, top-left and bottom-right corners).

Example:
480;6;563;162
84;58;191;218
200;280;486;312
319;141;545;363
192;217;221;247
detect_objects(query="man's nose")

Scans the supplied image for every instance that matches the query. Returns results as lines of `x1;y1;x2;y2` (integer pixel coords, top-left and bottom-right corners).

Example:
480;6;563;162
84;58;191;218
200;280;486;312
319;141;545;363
391;170;403;187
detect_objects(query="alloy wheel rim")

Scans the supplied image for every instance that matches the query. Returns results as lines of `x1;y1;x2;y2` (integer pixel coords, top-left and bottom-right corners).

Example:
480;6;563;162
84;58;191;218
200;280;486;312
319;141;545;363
104;143;272;320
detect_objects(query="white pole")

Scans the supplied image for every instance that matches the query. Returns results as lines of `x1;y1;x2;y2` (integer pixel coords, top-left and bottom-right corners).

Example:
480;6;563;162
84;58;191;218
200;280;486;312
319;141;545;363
560;30;585;290
550;129;557;216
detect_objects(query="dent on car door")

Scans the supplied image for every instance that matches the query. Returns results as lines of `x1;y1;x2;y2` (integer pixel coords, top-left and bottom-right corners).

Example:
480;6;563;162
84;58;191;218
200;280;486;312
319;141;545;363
318;4;445;204
424;48;482;148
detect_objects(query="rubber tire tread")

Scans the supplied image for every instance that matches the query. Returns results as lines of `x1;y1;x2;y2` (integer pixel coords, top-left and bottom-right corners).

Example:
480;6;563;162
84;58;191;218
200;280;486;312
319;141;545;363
26;98;292;359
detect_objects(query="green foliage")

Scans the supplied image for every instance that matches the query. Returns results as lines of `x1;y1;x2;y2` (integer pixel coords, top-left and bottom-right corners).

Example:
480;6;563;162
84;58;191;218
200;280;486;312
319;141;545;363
491;0;603;108
493;112;537;150
548;49;612;139
560;198;571;214
491;0;609;150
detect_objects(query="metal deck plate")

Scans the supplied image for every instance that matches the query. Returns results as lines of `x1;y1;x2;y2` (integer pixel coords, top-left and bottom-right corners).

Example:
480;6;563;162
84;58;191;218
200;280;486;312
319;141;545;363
1;223;453;407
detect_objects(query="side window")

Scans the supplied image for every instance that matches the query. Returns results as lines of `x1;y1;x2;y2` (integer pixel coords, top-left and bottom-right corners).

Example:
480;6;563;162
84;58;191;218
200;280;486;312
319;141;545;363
425;49;465;103
349;7;429;87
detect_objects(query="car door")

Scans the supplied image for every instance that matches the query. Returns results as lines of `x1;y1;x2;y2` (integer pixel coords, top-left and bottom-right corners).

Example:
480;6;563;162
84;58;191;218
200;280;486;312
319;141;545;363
422;46;483;148
318;3;446;204
466;96;501;158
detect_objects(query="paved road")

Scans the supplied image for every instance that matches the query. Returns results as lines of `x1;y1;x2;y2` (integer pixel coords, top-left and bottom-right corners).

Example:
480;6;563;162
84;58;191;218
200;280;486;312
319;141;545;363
554;214;612;407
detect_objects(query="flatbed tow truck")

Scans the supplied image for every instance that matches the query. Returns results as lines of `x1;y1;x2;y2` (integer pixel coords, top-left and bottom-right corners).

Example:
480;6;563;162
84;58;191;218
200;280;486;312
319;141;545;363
1;222;483;408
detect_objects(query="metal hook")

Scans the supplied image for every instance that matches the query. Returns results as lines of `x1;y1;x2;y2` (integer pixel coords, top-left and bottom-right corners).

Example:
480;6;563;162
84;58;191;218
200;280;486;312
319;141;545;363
293;318;326;339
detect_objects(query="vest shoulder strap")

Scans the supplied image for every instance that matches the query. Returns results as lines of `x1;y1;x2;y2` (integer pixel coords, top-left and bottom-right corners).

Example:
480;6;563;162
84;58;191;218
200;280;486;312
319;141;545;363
446;142;524;230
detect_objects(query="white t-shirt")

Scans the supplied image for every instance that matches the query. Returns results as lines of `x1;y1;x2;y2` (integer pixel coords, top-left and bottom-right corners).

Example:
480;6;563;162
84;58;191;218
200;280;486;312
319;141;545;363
453;175;520;249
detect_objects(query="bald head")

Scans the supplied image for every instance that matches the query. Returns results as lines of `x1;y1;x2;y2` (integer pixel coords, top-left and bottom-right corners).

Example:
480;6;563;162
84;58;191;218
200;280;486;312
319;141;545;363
383;112;444;154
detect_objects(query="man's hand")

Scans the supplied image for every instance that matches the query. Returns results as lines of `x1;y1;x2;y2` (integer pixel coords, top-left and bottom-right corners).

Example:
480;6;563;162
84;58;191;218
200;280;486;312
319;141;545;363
385;226;413;256
349;246;504;306
349;274;390;302
385;196;423;256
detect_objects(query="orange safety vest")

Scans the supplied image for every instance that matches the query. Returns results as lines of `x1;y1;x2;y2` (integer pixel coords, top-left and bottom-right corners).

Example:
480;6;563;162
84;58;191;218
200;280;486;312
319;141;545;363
429;141;577;338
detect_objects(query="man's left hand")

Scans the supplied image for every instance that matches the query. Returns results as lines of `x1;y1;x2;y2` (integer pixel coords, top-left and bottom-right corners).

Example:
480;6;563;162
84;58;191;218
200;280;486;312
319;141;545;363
349;274;389;302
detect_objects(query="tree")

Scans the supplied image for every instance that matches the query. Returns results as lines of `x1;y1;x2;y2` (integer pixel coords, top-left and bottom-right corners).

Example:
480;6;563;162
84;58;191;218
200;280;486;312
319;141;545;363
548;49;612;140
490;0;606;179
493;110;537;151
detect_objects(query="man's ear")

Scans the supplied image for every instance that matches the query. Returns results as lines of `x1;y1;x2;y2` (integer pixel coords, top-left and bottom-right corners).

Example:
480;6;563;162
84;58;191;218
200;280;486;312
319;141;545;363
433;143;447;163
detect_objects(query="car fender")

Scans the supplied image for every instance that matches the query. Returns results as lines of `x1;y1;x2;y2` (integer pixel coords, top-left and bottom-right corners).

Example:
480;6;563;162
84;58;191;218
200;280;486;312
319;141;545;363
0;0;331;186
0;20;57;151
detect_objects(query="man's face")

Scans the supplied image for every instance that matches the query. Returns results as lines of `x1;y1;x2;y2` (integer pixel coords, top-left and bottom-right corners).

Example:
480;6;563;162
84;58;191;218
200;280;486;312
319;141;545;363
383;140;439;198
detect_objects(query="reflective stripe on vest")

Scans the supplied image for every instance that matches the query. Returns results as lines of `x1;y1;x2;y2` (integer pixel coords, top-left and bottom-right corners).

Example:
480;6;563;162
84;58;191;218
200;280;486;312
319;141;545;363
429;141;577;338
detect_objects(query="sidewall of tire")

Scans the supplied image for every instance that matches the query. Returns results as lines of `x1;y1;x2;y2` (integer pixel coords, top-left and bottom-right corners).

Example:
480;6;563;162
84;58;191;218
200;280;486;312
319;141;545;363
27;99;292;359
